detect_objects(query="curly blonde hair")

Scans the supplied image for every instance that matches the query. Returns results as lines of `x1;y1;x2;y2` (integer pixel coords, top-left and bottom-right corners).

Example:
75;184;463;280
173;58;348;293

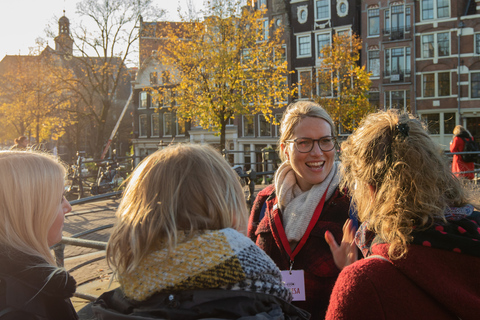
340;110;468;259
107;144;248;276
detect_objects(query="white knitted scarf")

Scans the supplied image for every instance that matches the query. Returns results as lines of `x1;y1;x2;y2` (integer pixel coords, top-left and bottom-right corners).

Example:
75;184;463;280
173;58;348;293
274;161;339;242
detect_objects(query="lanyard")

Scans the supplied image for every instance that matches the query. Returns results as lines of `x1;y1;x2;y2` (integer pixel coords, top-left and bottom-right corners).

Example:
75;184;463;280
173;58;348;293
274;185;330;270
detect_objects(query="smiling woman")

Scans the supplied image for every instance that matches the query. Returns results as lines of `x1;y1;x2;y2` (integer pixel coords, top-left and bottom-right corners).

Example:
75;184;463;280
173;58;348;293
248;101;356;319
0;151;77;320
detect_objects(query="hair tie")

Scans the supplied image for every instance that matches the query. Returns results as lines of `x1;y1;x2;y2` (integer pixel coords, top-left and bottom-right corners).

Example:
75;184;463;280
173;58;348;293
396;123;409;138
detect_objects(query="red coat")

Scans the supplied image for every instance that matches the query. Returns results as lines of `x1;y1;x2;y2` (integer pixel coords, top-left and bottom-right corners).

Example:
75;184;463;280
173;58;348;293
450;136;475;179
248;185;350;320
326;243;480;320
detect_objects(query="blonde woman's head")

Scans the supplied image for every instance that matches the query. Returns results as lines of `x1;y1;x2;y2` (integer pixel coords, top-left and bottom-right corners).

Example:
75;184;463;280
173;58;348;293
278;101;335;162
0;151;67;265
107;143;248;275
340;110;468;259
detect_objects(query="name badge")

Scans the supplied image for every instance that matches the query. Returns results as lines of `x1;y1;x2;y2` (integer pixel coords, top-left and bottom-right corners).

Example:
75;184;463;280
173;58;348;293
281;270;306;301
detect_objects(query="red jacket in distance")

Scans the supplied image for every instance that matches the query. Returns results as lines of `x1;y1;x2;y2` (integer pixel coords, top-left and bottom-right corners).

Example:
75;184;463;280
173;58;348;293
248;184;350;320
450;135;475;180
326;242;480;320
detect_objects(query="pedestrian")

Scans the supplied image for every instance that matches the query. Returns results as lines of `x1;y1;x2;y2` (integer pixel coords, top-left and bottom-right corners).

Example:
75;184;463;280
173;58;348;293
0;151;77;319
450;125;475;180
80;144;309;320
326;110;480;320
248;101;356;319
9;136;28;151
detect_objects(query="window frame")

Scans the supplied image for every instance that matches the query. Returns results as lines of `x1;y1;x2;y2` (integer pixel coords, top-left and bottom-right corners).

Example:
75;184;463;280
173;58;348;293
296;34;312;58
243;114;255;137
298;69;313;99
151;113;160;137
421;32;450;59
384;47;411;77
258;114;272;137
368;50;380;77
368;8;380;37
315;31;331;63
139;91;148;110
422;72;451;98
421;0;450;21
163;112;174;137
471;72;480;99
315;0;331;21
139;114;148;138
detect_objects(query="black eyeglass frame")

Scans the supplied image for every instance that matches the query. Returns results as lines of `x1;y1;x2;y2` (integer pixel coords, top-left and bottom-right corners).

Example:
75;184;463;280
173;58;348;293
285;136;337;153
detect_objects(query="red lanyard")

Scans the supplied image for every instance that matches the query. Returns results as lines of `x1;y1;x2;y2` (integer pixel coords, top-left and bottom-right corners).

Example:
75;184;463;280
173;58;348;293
274;186;330;269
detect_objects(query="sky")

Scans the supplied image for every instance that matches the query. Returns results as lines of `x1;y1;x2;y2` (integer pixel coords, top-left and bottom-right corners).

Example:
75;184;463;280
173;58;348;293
0;0;203;60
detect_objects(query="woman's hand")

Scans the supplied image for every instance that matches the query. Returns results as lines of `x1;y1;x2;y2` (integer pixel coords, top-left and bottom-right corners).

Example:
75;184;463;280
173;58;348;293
325;219;358;270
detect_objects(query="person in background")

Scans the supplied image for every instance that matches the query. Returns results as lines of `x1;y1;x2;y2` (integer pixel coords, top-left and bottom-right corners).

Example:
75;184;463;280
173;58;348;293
450;125;475;180
9;136;28;151
0;151;77;319
80;144;309;320
248;101;356;319
326;110;480;320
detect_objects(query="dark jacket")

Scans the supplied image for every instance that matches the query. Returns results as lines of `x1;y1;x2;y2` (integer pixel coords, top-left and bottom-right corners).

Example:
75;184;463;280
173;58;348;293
247;185;350;320
0;247;78;320
79;288;310;320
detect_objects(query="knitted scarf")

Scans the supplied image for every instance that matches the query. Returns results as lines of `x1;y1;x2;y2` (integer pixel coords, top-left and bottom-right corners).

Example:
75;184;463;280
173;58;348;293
118;228;292;302
274;161;339;242
355;204;480;258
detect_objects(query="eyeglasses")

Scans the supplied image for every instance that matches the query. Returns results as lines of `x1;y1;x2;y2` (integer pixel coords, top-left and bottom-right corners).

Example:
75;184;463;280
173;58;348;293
286;136;336;153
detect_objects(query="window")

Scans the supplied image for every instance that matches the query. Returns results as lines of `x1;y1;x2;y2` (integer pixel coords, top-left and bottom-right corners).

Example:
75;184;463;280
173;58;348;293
150;72;158;85
151;95;160;109
471;73;480;98
368;50;380;77
422;0;449;20
151;114;160;137
139;114;147;137
259;19;269;42
256;0;267;9
298;70;312;99
422;72;450;97
384;5;411;39
316;33;331;59
445;113;456;133
176;116;186;135
368;8;380;36
422;32;449;58
297;35;311;58
385;90;411;112
259;115;271;137
423;113;440;134
274;45;286;63
164;112;174;136
242;48;252;65
385;47;410;78
243;115;255;136
139;92;147;109
476;34;480;54
275;77;288;103
315;0;330;20
369;92;380;109
317;69;332;96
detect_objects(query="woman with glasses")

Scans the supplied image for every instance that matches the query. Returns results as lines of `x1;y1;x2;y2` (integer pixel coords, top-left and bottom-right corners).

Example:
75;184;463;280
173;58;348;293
248;101;356;319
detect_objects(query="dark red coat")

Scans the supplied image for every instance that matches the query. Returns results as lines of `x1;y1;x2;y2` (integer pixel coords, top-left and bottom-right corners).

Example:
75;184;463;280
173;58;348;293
450;136;475;179
326;243;480;320
248;185;350;320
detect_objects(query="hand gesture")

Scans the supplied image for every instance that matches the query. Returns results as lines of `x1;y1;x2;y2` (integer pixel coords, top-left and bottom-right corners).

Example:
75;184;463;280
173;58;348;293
325;219;358;270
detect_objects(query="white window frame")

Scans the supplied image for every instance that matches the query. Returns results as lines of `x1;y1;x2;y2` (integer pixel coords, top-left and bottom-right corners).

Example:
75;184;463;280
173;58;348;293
475;33;480;55
315;31;332;65
257;18;269;42
139;114;148;137
296;34;312;58
274;44;287;63
315;0;331;21
139;91;147;109
384;90;411;112
151;113;160;137
316;68;333;97
421;71;451;98
384;47;411;77
421;0;450;21
367;8;380;37
421;32;450;60
368;50;380;77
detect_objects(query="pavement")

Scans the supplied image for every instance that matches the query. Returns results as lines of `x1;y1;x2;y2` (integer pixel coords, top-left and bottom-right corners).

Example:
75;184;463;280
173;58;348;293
62;184;266;312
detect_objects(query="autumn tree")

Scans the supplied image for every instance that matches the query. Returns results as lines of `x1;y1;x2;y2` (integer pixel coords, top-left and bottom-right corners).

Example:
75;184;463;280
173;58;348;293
314;33;373;133
0;49;74;145
150;0;292;150
48;0;164;158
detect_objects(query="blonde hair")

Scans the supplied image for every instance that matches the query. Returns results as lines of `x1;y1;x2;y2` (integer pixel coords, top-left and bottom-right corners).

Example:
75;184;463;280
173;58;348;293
278;101;335;162
107;143;249;276
453;125;470;136
340;110;468;259
0;151;66;266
